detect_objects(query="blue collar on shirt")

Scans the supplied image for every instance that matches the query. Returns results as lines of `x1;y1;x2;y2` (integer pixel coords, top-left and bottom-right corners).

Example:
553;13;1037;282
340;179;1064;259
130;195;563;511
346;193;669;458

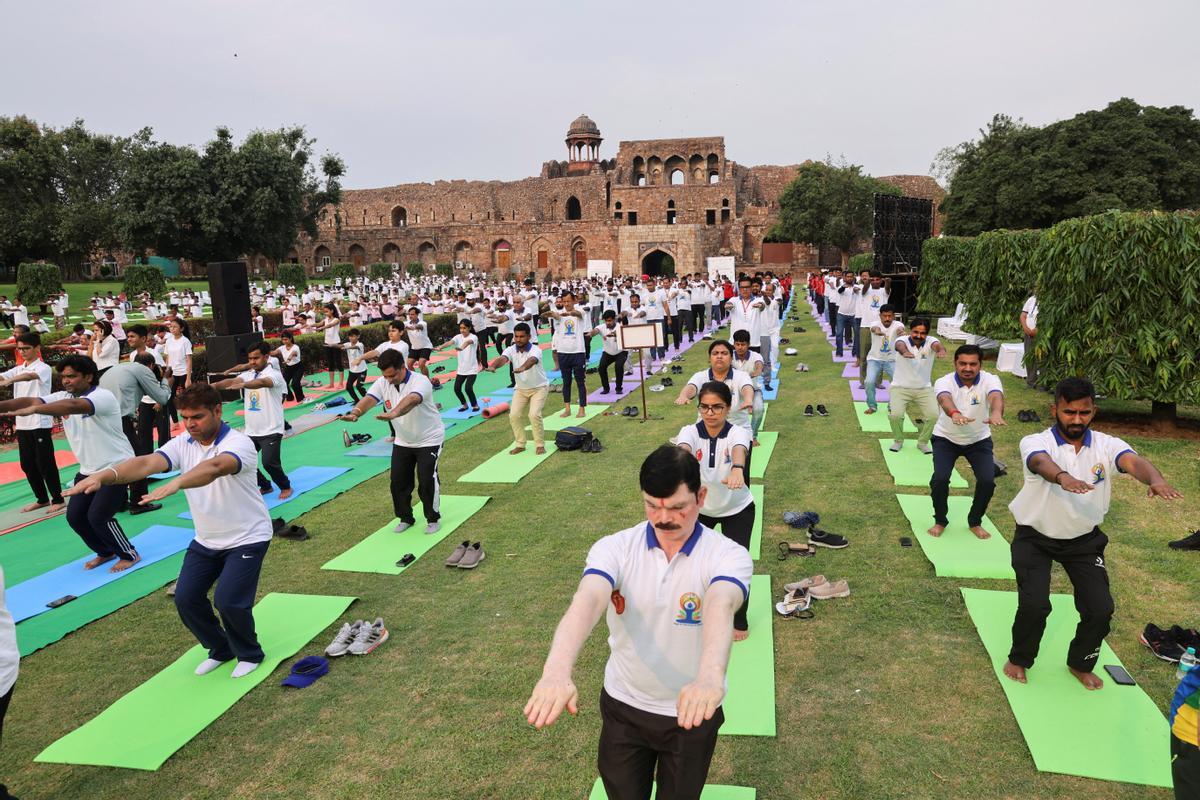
1051;426;1092;448
645;521;704;556
514;344;534;354
188;422;232;446
695;420;732;467
953;373;978;388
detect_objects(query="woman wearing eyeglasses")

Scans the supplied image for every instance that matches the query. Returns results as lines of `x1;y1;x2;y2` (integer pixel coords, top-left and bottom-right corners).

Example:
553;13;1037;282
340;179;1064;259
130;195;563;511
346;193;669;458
675;380;755;640
674;339;757;476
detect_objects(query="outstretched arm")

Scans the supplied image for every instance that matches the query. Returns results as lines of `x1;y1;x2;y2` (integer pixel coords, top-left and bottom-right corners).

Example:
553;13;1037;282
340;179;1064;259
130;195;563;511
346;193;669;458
677;581;739;729
1117;452;1182;499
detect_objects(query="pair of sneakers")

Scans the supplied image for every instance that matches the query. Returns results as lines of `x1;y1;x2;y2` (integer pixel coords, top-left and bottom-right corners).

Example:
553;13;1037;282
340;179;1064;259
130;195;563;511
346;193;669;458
803;404;829;417
395;520;441;535
889;440;933;455
325;618;389;657
445;540;486;569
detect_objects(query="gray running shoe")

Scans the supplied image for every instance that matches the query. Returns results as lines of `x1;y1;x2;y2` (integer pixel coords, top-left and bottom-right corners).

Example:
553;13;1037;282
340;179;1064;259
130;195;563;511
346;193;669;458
456;542;486;569
889;441;903;452
917;442;933;455
425;521;441;535
325;620;362;657
445;540;470;567
394;521;413;533
348;618;389;655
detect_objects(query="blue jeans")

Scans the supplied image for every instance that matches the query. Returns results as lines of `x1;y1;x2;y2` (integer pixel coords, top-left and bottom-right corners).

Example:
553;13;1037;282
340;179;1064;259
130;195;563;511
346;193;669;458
836;313;855;356
864;359;895;409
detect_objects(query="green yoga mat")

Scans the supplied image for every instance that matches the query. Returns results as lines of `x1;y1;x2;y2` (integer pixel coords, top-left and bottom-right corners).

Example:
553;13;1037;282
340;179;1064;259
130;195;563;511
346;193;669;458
720;574;774;736
36;592;355;771
749;431;777;480
961;588;1172;788
589;778;755;799
459;442;559;483
854;401;915;433
877;439;966;487
894;494;1014;580
531;403;608;431
758;403;769;431
322;495;490;574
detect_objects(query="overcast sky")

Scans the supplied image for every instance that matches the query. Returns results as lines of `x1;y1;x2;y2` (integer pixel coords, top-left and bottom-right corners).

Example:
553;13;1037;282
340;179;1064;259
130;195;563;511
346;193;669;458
5;0;1198;189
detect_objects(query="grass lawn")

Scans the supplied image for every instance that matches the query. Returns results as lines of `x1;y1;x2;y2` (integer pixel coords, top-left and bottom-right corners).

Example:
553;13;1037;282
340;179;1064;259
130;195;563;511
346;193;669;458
0;302;1194;799
0;280;211;327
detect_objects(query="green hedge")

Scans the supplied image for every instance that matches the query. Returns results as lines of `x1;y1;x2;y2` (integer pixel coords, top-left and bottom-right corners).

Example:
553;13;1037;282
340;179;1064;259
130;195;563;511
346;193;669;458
369;262;393;280
122;264;169;300
848;252;874;273
15;263;64;308
406;262;423;278
278;263;307;289
1032;210;1200;407
918;236;977;315
960;228;1043;340
329;263;355;282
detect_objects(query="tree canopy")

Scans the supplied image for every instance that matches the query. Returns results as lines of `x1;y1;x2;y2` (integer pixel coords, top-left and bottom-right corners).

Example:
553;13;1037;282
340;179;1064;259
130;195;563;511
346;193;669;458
0;117;344;271
937;98;1200;235
768;159;900;265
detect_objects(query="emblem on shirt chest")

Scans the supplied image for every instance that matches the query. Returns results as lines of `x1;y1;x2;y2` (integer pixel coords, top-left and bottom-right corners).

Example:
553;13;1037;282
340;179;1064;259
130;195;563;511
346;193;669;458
675;592;702;625
1092;464;1105;484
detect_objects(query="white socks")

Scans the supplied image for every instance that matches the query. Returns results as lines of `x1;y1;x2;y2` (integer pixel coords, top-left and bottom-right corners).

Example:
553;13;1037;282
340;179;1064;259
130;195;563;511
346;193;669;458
231;661;260;679
195;658;228;676
196;658;261;678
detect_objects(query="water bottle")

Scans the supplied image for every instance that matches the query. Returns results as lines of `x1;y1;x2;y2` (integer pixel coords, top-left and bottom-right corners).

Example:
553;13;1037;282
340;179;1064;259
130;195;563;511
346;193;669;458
1178;647;1198;682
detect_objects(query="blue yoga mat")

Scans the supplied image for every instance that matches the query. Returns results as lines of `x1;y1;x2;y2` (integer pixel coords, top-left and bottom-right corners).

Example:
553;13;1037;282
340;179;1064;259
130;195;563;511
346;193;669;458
761;385;779;401
440;406;484;421
344;439;396;458
178;465;350;520
7;525;195;623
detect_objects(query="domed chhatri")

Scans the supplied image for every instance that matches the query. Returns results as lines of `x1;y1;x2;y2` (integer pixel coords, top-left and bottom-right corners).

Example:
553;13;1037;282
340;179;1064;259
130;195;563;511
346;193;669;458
566;114;603;164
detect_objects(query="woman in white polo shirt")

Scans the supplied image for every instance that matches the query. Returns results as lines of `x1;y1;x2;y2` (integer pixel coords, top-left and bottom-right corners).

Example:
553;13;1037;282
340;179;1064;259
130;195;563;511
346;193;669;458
675;340;756;475
317;303;344;389
675;381;754;640
90;320;120;377
162;318;192;424
451;320;481;413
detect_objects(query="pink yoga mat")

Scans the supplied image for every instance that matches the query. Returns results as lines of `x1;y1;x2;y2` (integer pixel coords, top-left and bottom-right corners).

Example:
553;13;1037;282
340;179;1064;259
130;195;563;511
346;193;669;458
842;363;860;378
850;383;890;403
481;402;509;418
0;450;77;485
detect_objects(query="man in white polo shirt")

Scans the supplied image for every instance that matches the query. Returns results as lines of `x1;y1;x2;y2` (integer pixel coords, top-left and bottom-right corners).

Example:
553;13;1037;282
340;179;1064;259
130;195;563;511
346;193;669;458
524;445;751;800
0;333;64;513
68;382;274;679
889;318;947;453
547;291;589;419
485;322;550;455
211;341;291;500
1;354;139;572
1020;293;1039;389
929;344;1005;540
338;348;445;534
1003;377;1180;689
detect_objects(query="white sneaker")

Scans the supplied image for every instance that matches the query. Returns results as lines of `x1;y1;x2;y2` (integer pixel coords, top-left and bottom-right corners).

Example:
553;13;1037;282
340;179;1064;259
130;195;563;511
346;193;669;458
325;620;362;657
349;618;389;655
195;658;228;676
889;441;903;452
394;521;413;533
231;660;260;679
425;521;441;535
917;442;933;455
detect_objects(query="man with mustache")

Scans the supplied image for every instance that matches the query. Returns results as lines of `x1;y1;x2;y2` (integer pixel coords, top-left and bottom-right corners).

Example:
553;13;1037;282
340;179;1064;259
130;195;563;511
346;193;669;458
1004;376;1180;690
889;318;947;453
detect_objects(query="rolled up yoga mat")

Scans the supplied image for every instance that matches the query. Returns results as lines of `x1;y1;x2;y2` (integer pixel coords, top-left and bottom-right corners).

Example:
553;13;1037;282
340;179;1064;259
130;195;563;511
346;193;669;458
481;402;510;418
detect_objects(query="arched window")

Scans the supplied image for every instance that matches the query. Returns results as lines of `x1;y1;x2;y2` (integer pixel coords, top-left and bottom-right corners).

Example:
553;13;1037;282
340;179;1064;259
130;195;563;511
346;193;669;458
565;196;582;221
391;206;407;227
615;201;622;210
666;199;676;225
669;169;684;185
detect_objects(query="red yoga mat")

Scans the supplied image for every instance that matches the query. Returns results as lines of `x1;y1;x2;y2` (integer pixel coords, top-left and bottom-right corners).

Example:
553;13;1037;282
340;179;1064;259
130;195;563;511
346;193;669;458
0;450;77;485
481;402;510;418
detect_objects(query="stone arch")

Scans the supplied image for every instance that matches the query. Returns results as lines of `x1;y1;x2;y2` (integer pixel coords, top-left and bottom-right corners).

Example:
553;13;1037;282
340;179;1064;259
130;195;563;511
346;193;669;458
314;245;332;268
349;244;367;269
689;154;704;183
530;237;551;271
665;155;686;185
666;199;677;225
707;153;720;183
570;237;588;272
453;240;472;266
641;249;675;277
391;206;407;227
565;195;582;221
493;239;513;271
647;156;663;185
632;156;646;186
382;243;401;264
417;241;437;266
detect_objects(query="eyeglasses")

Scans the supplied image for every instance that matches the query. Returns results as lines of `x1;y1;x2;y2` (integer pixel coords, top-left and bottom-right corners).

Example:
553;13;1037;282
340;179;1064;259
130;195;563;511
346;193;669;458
698;403;727;414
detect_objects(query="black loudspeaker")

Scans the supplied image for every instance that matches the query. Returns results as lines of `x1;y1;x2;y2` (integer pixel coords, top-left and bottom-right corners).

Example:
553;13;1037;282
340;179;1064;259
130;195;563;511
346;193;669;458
204;333;264;379
209;261;252;336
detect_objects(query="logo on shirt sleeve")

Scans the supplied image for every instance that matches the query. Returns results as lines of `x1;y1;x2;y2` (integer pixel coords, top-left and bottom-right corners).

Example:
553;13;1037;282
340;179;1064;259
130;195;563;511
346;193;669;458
675;592;703;625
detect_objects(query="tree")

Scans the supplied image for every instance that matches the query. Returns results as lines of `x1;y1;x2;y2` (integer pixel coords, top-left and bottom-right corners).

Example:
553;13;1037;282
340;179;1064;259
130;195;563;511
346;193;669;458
277;263;307;289
1033;210;1200;424
769;158;901;266
15;263;64;309
329;263;354;282
118;126;344;264
939;99;1200;235
959;229;1043;340
918;236;976;314
368;262;393;280
122;264;168;300
51;121;129;278
0;117;64;271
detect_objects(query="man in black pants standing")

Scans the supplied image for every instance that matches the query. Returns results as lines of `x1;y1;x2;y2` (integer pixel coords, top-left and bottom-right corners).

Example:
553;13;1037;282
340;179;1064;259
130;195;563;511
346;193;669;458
591;310;628;396
928;345;1004;540
1003;377;1180;689
337;348;445;534
0;333;64;515
98;355;172;514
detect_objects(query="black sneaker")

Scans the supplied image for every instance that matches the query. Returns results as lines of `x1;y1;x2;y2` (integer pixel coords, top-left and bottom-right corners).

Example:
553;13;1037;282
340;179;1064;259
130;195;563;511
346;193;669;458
808;528;849;549
804;404;814;417
815;404;829;417
1140;623;1186;662
1169;529;1200;550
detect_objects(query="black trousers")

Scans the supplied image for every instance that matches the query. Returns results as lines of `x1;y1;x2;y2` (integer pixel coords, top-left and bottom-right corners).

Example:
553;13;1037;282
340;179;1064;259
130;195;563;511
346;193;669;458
816;294;825;314
168;374;187;422
558;351;587;405
0;683;12;739
930;435;995;527
668;315;682;349
454;374;478;408
251;432;290;493
690;303;705;332
598;351;628;393
699;499;755;631
138;400;170;450
391;443;441;524
1174;736;1200;800
346;370;366;402
598;689;723;800
282;362;305;403
16;428;62;504
678;309;694;341
65;474;136;560
1009;525;1112;672
826;301;838;328
175;538;269;663
120;417;150;505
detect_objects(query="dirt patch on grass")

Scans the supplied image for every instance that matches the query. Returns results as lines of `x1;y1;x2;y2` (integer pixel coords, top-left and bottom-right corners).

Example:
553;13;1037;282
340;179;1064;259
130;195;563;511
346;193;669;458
1093;411;1200;441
